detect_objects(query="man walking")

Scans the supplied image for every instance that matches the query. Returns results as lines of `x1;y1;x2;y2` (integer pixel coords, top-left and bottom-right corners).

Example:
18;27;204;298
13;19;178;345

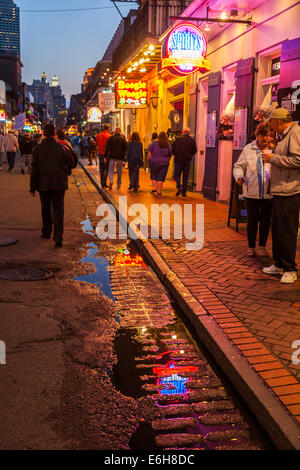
96;123;111;188
172;127;197;197
262;108;300;284
19;132;34;174
105;127;127;189
30;123;76;247
4;130;19;172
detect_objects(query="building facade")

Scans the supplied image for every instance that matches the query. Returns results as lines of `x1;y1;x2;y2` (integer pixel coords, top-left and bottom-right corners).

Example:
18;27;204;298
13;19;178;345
0;0;20;56
109;0;300;200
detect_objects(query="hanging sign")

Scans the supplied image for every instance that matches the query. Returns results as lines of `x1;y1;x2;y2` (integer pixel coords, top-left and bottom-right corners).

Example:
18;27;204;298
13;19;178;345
13;112;26;130
116;80;148;108
0;110;6;122
87;107;102;122
161;23;211;76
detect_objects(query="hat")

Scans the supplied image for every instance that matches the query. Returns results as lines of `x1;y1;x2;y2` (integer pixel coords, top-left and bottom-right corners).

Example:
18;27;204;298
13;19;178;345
182;127;190;134
268;108;292;120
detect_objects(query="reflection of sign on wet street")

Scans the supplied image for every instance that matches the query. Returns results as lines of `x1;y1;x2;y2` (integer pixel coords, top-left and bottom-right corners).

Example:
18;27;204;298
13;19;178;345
153;361;197;396
114;250;146;267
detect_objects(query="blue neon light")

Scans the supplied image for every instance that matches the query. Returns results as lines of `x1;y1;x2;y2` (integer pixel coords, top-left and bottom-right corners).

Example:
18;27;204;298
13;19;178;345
159;374;189;395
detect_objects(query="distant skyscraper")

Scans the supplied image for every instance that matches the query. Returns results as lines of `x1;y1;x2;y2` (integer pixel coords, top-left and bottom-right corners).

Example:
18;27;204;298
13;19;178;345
0;0;20;56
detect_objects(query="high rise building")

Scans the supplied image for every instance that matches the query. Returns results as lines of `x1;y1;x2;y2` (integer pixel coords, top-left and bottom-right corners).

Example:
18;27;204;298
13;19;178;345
0;0;20;56
28;73;67;125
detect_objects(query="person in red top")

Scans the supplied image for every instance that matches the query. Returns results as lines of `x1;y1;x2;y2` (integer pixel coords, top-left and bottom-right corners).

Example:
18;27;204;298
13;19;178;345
96;123;111;188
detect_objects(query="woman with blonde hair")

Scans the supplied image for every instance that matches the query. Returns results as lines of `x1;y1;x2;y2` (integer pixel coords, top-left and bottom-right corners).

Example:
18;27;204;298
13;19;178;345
148;131;172;195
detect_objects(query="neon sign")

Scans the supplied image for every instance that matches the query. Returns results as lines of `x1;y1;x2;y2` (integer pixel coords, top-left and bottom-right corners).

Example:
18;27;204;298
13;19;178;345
116;80;148;108
161;23;211;76
153;361;197;396
87;107;102;122
114;252;146;267
0;110;6;122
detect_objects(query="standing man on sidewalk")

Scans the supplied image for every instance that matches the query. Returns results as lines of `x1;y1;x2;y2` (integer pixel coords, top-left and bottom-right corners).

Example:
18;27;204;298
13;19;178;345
172;127;197;197
19;132;34;174
262;108;300;284
96;123;111;188
4;130;19;173
105;127;127;190
30;123;76;247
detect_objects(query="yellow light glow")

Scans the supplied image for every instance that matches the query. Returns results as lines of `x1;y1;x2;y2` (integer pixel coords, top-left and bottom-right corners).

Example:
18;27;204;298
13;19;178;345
149;44;155;51
127;68;132;73
139;58;144;64
220;12;228;20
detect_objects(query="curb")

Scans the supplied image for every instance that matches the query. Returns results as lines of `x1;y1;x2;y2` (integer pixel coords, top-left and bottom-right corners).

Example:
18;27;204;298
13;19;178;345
79;161;300;450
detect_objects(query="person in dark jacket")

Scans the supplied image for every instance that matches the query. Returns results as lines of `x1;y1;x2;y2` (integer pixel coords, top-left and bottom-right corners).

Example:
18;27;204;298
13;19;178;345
30;123;76;247
105;127;127;189
127;132;143;193
19;132;35;174
172;127;197;197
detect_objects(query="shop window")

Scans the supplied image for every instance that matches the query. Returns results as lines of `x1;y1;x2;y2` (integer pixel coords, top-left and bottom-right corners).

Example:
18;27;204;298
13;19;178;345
220;64;236;141
255;46;282;114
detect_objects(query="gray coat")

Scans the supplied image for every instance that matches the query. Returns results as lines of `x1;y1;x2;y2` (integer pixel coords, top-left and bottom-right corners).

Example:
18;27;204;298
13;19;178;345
270;122;300;196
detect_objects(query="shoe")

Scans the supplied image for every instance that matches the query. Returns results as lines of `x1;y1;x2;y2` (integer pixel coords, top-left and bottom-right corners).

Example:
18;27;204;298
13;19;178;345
109;183;113;190
280;271;297;284
263;264;284;275
54;241;63;248
128;185;133;190
176;188;181;197
117;185;121;189
134;188;138;193
156;192;161;196
181;194;187;198
247;248;256;257
21;168;24;174
257;246;268;257
41;234;51;239
151;189;156;193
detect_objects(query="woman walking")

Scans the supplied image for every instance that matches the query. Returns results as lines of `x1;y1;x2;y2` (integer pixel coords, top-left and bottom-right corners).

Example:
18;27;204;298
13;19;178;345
148;131;172;195
233;122;274;257
127;132;143;193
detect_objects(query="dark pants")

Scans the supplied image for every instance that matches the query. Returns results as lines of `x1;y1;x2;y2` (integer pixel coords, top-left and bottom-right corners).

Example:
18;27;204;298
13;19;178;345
39;191;65;243
99;154;108;187
7;151;16;171
245;198;272;248
129;167;139;190
272;194;300;272
174;161;191;195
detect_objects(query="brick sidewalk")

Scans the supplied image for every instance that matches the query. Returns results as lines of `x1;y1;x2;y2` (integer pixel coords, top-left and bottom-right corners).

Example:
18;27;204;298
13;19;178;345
81;158;300;426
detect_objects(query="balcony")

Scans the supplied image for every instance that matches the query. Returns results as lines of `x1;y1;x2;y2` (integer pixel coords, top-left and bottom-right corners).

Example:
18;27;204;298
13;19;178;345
112;0;192;72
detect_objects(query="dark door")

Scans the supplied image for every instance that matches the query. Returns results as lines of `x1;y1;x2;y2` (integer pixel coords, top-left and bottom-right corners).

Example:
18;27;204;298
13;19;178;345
232;57;255;166
202;71;221;200
277;37;300;120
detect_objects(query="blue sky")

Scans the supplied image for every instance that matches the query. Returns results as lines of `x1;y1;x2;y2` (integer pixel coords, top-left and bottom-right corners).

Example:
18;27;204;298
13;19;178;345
17;0;136;102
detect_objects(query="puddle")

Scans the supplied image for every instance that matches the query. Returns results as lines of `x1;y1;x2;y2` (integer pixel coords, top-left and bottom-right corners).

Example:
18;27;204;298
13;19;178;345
81;217;95;236
74;242;114;301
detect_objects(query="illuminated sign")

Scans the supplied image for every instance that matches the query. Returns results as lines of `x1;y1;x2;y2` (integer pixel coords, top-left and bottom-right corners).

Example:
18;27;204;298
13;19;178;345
0;110;6;122
161;23;211;76
116;80;148;109
114;251;146;267
87;107;102;122
153;361;197;396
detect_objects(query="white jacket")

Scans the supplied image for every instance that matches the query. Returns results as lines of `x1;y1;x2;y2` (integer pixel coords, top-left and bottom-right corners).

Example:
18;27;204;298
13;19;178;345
4;133;19;152
233;141;272;199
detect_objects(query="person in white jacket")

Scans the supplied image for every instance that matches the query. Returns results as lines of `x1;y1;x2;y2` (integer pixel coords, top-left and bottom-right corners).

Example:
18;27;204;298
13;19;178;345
4;130;19;172
233;122;274;257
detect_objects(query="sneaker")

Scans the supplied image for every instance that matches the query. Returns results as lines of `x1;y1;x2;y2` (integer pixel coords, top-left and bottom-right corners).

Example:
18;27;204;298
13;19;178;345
263;264;284;275
280;271;297;284
247;248;256;257
257;246;268;257
128;185;133;190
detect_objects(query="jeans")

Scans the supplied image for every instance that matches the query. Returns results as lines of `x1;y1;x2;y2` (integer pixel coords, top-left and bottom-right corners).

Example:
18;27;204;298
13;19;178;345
109;159;123;186
99;154;108;186
20;153;32;173
245;198;272;248
272;194;300;272
6;151;16;171
39;190;65;243
174;161;191;195
129;167;140;190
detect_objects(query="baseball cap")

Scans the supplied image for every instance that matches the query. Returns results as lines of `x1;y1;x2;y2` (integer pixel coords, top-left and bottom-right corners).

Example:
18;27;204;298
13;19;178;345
268;108;292;120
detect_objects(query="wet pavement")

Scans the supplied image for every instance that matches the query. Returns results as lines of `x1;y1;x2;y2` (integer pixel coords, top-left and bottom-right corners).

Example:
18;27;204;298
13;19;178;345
74;206;269;450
